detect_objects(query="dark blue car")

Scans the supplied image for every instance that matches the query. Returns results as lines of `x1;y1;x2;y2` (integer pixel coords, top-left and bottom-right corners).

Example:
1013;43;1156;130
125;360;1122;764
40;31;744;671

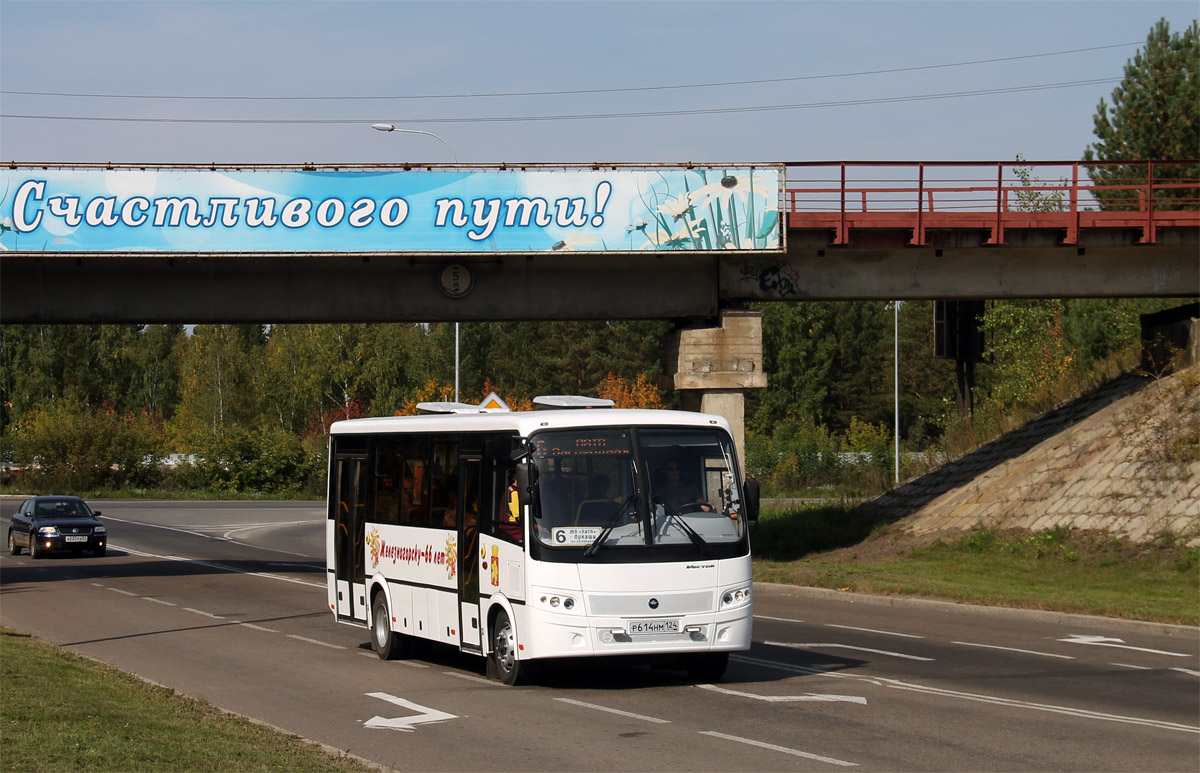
8;496;107;558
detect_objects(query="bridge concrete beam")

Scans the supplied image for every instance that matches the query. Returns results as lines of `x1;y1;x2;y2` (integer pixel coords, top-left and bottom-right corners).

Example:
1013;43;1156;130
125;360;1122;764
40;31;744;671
2;227;1196;324
722;228;1199;303
0;253;720;324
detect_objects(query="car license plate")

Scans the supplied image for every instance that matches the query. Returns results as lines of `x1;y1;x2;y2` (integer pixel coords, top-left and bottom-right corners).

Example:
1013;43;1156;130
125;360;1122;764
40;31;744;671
628;619;678;634
64;535;87;543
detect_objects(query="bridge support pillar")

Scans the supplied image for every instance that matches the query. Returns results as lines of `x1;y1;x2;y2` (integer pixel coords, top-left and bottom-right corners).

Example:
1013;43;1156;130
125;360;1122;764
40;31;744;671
664;309;767;470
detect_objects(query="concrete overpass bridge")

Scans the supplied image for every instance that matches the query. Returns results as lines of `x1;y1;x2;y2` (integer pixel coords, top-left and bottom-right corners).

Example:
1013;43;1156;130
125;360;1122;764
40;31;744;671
1;160;1196;325
2;159;1195;462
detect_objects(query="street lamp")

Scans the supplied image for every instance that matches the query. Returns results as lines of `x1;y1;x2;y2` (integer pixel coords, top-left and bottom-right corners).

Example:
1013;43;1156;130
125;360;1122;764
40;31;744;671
370;123;463;402
370;124;459;163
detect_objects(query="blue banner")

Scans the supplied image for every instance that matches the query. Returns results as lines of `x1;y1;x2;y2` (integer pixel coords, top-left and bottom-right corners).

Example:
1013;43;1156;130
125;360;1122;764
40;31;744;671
0;165;783;254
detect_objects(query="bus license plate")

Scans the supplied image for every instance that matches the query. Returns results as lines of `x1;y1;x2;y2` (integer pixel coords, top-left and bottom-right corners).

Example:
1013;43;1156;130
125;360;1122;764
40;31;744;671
628;619;678;634
64;535;87;543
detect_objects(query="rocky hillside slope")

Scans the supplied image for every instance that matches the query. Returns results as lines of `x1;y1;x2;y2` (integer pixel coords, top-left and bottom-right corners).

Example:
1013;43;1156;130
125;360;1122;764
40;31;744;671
870;366;1200;546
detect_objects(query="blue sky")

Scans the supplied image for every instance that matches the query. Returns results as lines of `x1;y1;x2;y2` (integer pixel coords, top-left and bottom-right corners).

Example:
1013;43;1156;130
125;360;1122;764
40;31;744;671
1;0;1196;165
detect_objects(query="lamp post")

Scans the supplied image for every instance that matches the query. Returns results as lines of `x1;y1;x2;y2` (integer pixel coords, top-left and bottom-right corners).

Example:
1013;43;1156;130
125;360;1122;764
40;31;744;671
370;124;459;163
370;123;462;401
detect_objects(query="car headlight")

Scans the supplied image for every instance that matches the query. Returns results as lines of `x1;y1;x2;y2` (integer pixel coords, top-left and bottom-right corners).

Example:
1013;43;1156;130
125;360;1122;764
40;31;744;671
37;526;60;537
93;526;106;534
721;585;752;608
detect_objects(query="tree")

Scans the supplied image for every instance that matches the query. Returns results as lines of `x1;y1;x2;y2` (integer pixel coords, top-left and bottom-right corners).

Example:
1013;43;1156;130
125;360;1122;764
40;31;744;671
1083;18;1199;211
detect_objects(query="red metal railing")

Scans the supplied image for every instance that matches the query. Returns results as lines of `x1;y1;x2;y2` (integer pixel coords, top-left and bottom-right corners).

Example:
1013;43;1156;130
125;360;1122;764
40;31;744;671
784;161;1200;245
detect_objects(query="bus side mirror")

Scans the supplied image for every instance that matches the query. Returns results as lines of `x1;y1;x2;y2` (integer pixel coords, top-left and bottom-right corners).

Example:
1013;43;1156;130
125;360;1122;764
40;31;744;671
743;479;760;522
515;463;534;517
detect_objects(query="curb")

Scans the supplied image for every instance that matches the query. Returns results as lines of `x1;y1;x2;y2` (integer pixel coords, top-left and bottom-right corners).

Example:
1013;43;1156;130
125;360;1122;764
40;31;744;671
753;581;1199;636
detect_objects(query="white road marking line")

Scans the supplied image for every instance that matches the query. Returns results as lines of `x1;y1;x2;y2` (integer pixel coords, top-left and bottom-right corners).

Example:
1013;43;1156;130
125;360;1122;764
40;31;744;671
767;640;934;661
827;623;924;639
1057;634;1191;657
1170;667;1200;677
444;671;493;684
882;679;1199;734
754;614;805;624
101;516;311;558
364;692;457;732
554;697;671;724
182;607;224;619
732;653;832;676
953;641;1075;659
107;587;139;596
287;634;344;649
112;544;325;588
239;623;278;633
142;597;177;607
1112;662;1152;670
700;730;857;767
733;653;1199;733
698;683;866;704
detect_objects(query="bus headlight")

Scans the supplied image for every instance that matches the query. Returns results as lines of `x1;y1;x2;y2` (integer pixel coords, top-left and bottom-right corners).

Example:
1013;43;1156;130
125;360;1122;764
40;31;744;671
721;585;752;608
536;590;581;613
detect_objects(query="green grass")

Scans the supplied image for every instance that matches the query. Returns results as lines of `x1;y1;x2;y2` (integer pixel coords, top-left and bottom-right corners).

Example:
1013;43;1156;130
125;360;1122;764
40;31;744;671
0;629;370;773
752;506;1200;625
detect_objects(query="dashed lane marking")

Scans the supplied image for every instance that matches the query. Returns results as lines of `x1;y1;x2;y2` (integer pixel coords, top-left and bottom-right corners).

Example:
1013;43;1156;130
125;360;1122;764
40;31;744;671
700;730;857;767
287;634;344;649
554;697;671;724
698;683;866;704
767;640;934;662
953;641;1075;659
827;623;924;639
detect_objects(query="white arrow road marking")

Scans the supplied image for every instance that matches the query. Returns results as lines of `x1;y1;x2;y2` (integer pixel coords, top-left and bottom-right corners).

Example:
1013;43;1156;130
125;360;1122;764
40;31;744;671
1057;634;1192;657
698;683;866;704
363;692;457;733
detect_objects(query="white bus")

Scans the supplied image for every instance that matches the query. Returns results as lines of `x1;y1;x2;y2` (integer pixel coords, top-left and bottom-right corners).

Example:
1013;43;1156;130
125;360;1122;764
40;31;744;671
326;397;759;685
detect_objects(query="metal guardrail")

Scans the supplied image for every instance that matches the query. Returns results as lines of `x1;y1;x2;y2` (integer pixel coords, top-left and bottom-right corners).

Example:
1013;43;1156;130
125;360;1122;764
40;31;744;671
784;160;1200;245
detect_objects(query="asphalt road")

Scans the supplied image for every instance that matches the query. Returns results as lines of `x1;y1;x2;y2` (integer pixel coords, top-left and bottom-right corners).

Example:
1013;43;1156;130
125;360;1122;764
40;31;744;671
2;498;1197;771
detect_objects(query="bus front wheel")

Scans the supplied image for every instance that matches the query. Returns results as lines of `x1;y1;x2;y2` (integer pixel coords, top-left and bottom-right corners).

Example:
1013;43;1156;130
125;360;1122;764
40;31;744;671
488;609;536;686
371;594;409;660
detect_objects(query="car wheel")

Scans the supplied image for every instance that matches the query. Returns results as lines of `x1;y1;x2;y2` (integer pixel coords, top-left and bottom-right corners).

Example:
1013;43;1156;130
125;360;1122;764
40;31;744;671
488;609;536;686
371;594;408;660
685;651;729;682
7;531;20;556
30;538;44;559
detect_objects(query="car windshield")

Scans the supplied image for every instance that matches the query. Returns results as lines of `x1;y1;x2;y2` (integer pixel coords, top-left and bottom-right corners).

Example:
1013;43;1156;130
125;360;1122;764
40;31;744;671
529;427;746;551
35;499;92;518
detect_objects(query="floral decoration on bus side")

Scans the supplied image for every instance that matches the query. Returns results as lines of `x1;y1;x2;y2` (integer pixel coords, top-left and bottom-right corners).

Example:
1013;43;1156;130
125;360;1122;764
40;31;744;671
445;535;457;581
366;529;382;567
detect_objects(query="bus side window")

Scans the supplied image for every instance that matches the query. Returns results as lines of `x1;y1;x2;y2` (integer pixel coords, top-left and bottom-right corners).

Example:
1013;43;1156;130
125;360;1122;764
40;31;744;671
400;438;428;526
430;441;459;528
373;437;401;525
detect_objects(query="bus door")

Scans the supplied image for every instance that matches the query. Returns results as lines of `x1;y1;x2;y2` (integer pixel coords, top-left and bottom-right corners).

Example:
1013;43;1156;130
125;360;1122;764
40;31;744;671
458;455;483;652
333;452;368;623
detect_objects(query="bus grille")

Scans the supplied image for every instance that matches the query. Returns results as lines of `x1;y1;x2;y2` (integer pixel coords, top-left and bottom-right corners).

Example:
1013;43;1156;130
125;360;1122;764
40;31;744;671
586;591;713;616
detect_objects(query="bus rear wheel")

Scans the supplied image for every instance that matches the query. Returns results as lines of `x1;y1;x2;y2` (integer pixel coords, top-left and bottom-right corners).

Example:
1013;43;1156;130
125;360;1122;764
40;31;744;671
488;609;536;686
371;594;409;660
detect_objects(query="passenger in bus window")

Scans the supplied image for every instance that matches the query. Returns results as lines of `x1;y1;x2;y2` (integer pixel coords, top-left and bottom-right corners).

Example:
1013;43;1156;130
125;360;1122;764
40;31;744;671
659;458;714;512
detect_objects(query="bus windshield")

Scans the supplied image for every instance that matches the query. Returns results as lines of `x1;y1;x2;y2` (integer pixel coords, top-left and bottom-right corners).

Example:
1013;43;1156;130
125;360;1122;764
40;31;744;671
529;427;746;552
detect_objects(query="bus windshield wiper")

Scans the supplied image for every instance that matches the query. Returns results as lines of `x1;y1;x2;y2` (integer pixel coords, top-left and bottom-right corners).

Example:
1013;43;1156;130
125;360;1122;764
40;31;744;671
652;497;709;555
583;495;636;557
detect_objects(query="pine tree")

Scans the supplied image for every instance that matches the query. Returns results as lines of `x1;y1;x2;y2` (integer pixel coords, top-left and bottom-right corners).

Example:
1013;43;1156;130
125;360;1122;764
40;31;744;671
1083;18;1199;211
